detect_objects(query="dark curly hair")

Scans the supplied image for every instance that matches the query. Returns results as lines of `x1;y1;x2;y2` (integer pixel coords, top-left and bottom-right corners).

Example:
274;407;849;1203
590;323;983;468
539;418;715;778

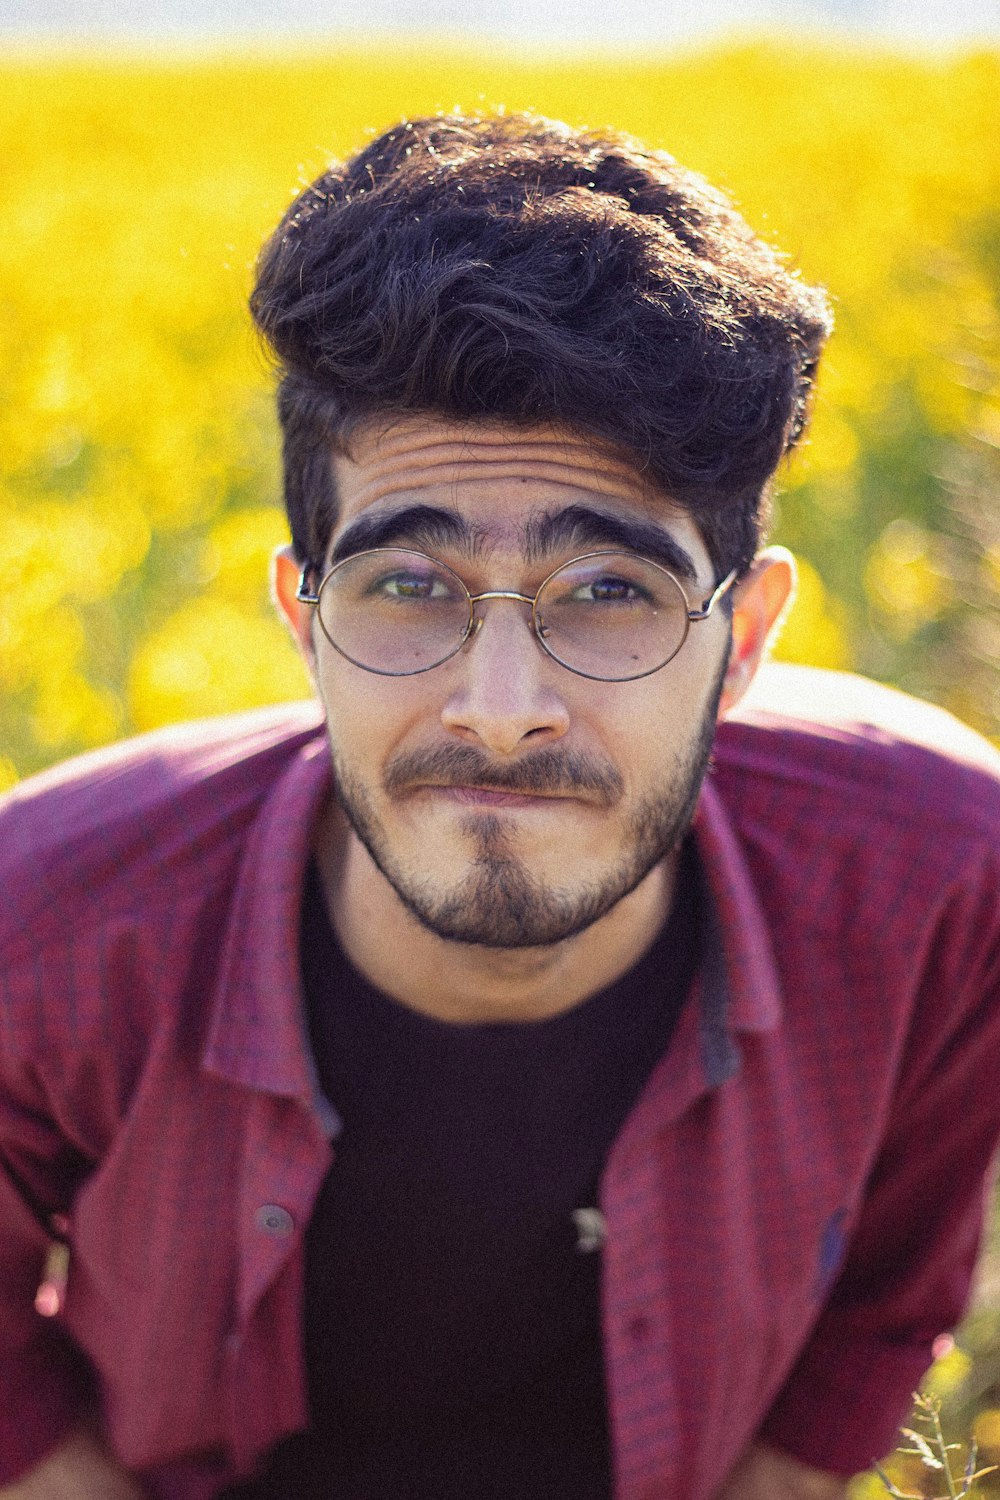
251;112;833;577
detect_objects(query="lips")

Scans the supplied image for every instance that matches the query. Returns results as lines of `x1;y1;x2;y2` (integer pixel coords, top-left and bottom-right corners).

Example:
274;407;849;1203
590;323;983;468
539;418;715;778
424;784;571;807
382;745;624;805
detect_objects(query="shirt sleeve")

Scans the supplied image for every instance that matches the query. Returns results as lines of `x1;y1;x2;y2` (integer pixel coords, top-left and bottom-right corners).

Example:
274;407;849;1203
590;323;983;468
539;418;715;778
0;1060;95;1483
758;879;1000;1476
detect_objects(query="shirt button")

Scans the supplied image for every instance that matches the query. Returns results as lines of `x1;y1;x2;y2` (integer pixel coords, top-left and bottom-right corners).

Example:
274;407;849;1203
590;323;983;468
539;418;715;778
255;1204;295;1237
628;1314;650;1341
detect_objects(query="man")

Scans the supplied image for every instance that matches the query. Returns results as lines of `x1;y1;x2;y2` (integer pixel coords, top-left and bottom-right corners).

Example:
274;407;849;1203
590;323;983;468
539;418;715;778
1;112;999;1500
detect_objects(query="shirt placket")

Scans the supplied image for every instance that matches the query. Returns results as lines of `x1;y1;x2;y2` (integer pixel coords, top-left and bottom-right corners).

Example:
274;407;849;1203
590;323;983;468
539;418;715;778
224;1088;333;1475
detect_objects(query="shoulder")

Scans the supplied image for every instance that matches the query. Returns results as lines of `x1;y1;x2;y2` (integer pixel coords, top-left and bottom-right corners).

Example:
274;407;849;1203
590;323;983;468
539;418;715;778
710;668;1000;1049
0;701;326;953
714;663;1000;850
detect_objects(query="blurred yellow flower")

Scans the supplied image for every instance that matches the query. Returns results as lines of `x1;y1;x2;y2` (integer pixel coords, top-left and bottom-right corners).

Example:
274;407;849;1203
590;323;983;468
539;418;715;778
1;42;997;775
864;518;952;638
973;1407;1000;1454
128;595;309;730
772;557;852;672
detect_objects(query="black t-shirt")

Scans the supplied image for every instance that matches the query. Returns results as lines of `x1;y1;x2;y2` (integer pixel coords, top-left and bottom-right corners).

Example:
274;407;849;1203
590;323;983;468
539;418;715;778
229;845;701;1499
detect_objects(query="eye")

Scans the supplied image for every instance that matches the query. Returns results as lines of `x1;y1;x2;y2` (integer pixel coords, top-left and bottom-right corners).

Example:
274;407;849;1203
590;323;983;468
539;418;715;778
372;571;455;601
570;574;650;604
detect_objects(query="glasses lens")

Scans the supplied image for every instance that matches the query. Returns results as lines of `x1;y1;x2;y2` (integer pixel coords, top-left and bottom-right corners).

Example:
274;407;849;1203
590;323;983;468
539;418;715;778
317;549;472;674
535;553;689;680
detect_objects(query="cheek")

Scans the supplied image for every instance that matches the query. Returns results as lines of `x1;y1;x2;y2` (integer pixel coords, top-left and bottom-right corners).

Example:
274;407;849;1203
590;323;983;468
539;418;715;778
596;668;715;762
316;657;441;756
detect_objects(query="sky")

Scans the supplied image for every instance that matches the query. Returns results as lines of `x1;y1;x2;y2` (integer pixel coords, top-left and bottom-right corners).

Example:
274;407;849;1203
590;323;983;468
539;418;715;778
2;0;999;48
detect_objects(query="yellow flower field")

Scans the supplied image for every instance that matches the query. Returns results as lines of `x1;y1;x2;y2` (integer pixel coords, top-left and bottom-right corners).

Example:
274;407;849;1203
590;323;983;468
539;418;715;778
1;41;998;789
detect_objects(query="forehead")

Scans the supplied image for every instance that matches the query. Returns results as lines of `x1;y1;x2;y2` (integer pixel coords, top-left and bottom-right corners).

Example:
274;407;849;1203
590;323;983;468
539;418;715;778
330;416;709;563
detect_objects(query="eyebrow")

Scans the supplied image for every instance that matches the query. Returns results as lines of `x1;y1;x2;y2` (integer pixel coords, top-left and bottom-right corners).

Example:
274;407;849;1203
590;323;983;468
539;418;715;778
329;505;483;563
522;504;700;583
328;500;700;583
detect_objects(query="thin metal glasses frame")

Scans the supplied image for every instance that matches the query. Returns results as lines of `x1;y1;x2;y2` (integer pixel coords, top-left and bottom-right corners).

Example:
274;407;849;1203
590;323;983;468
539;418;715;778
296;547;739;683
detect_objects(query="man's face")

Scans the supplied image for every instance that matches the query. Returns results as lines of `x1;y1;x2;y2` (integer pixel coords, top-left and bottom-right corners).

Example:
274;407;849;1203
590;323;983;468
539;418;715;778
294;418;739;950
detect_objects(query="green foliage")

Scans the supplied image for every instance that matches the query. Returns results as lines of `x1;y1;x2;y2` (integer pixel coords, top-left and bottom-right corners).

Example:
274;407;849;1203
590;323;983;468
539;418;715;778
876;1395;997;1498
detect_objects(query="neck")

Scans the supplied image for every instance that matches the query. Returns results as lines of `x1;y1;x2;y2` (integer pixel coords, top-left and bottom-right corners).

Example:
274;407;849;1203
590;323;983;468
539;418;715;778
313;802;678;1024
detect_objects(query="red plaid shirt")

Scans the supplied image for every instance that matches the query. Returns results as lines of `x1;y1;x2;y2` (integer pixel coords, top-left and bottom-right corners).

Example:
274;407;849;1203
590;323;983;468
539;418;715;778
2;666;999;1500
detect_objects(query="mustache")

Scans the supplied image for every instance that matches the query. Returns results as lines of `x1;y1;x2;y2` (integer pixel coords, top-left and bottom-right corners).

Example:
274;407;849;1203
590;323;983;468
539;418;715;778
383;744;624;805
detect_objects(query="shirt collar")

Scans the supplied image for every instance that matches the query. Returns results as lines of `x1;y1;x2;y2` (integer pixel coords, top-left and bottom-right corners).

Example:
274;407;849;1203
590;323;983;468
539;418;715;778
202;718;782;1108
693;774;783;1038
202;715;334;1117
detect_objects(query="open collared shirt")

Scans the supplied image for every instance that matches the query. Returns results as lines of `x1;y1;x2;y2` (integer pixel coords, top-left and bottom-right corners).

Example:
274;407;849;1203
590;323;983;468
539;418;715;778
1;665;999;1499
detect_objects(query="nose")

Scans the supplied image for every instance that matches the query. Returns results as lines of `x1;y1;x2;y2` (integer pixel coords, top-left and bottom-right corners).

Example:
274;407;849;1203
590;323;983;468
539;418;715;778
439;598;571;755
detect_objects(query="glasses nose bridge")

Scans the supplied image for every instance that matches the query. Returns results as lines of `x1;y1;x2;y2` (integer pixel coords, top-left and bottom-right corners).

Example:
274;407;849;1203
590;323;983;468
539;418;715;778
466;586;538;639
469;587;536;608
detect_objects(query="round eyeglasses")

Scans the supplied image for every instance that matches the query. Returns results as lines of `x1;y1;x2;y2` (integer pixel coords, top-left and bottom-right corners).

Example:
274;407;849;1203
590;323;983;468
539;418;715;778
296;548;738;683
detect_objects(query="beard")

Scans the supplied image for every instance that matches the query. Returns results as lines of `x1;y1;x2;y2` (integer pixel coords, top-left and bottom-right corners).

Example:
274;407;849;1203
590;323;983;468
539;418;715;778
329;666;724;950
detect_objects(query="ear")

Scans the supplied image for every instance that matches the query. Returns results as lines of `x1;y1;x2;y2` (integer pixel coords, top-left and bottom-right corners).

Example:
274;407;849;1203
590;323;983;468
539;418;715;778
271;545;319;678
717;546;796;718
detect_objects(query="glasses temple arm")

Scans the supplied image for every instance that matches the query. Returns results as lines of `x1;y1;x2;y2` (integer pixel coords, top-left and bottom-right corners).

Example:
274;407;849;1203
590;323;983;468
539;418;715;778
296;562;320;605
688;567;739;621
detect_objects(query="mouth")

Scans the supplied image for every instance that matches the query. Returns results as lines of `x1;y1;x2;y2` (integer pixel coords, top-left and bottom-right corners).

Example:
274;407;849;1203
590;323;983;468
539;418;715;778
420;784;577;809
382;746;624;809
